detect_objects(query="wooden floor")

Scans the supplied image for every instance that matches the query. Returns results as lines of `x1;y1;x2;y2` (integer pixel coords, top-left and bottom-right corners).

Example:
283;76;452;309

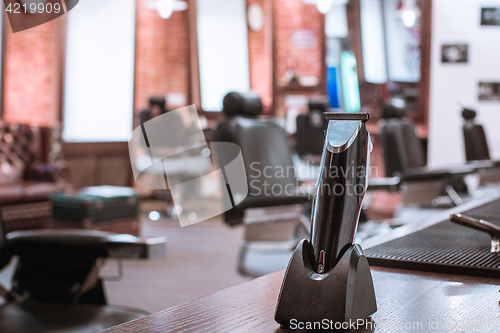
101;216;253;313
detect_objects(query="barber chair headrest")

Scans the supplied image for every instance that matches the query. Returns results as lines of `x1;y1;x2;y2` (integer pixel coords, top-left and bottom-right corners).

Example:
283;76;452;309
222;92;263;117
149;96;166;108
381;103;407;119
461;108;477;120
308;97;330;113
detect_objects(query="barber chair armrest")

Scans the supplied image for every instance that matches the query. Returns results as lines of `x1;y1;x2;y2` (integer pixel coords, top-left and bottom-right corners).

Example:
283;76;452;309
107;234;166;259
399;165;475;182
7;229;166;260
367;177;400;192
239;189;310;211
467;160;495;169
224;188;310;226
467;159;500;169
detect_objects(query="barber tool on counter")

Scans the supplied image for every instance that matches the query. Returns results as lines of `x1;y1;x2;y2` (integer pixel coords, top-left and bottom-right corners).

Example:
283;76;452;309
450;214;500;253
275;113;377;328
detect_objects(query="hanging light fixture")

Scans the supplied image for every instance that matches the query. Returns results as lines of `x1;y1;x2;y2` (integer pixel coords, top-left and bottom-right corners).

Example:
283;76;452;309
146;0;188;20
397;0;419;28
402;10;416;27
302;0;349;14
316;0;333;14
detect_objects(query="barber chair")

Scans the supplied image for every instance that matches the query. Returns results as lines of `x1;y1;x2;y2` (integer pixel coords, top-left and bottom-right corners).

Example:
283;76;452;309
137;96;171;202
139;96;168;127
295;98;330;162
215;92;311;276
462;108;490;162
137;97;188;215
379;104;474;208
0;204;166;332
294;100;399;192
462;108;500;184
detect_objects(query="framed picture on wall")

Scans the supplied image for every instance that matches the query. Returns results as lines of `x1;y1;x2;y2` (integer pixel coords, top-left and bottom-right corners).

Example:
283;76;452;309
481;8;500;26
441;44;468;63
478;82;500;102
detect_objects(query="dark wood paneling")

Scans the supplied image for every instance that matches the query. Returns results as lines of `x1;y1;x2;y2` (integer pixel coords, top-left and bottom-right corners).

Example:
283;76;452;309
187;0;201;111
418;0;432;126
0;12;7;118
56;13;67;125
63;142;132;188
347;0;364;82
65;156;98;189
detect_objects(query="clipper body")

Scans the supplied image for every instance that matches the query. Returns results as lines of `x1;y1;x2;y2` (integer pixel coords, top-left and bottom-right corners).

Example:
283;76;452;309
275;113;377;328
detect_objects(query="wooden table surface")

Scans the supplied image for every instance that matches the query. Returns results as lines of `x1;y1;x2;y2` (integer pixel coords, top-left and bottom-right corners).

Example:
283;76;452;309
101;267;500;332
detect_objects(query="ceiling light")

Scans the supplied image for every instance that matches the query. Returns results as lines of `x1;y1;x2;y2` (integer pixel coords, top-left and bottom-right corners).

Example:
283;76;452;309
146;0;188;20
316;0;333;14
396;0;419;28
158;0;174;19
402;9;416;27
303;0;349;14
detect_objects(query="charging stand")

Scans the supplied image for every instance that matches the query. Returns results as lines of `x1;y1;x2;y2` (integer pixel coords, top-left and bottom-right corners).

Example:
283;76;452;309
275;239;377;329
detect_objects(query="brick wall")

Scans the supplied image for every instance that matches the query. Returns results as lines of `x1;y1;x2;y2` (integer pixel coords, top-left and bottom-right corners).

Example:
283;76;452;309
247;0;273;110
3;18;64;127
247;0;325;115
2;1;192;129
135;0;275;115
134;0;190;124
274;0;325;116
1;0;325;125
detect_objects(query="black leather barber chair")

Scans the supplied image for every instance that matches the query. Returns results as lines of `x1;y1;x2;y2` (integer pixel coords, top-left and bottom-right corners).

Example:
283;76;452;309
215;92;311;276
295;98;329;161
379;104;474;207
138;96;180;207
462;108;500;184
0;204;166;332
295;99;398;192
462;108;490;162
139;96;168;127
216;92;310;227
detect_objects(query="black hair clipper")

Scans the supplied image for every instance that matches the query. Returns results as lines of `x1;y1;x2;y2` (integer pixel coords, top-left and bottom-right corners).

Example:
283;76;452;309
275;113;377;328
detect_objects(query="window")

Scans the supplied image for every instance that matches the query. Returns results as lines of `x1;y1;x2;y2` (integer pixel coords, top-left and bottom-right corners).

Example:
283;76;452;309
383;0;420;82
63;0;136;142
360;0;388;84
196;0;250;112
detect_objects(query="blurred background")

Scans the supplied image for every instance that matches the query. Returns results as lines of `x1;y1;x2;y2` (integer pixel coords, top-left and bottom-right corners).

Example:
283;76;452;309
1;0;500;330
